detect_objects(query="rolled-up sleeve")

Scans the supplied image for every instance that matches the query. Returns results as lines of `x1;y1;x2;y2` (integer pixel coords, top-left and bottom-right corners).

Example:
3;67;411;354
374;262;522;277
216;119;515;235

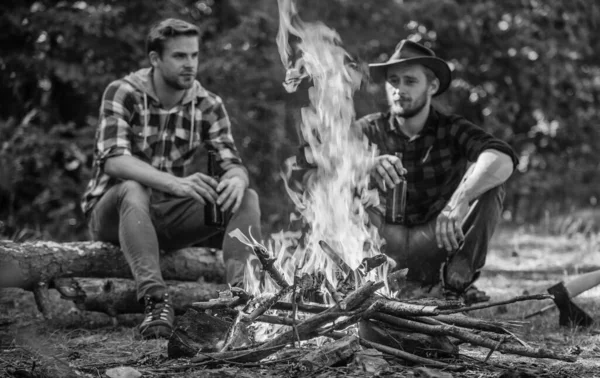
450;118;519;169
96;81;135;167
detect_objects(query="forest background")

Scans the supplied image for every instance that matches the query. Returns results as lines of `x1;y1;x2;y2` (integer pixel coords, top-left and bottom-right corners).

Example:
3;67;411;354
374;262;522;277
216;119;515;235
2;0;599;242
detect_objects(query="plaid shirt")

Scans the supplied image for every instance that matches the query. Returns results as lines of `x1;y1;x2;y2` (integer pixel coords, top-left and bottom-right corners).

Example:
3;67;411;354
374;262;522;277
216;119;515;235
81;69;246;215
293;107;518;226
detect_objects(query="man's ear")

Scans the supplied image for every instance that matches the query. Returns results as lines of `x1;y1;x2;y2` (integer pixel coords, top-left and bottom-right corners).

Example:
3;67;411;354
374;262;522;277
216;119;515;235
429;78;440;96
148;51;160;68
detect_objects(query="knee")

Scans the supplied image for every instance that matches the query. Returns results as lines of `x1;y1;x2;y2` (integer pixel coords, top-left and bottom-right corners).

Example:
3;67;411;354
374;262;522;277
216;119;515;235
116;180;150;207
479;184;505;208
241;188;260;211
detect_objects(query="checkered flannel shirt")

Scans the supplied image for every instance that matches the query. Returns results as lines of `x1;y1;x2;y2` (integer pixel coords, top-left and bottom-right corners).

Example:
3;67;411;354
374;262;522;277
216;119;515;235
293;106;518;226
81;79;245;216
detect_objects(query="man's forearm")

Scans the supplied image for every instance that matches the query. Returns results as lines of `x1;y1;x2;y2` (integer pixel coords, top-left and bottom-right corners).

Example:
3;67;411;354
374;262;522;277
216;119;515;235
451;149;514;205
104;155;176;193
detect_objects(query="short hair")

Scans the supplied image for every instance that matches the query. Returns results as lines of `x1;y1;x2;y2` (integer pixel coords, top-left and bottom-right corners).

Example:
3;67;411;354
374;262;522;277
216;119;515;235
146;18;200;56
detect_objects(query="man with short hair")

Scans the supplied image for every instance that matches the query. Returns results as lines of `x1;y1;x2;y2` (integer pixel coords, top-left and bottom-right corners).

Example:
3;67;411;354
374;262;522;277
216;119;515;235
292;40;518;303
82;18;261;338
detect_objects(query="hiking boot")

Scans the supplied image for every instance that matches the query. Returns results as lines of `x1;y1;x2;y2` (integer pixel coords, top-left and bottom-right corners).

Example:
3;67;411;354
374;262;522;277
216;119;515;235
443;285;490;306
139;292;174;339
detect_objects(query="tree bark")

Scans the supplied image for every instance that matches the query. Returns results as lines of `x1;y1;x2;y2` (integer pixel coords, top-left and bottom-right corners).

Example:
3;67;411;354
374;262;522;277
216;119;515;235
0;240;225;290
55;277;228;316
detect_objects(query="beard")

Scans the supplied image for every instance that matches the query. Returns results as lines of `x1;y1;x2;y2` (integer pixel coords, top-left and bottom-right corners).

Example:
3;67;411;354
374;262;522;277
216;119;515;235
389;89;428;118
163;72;195;90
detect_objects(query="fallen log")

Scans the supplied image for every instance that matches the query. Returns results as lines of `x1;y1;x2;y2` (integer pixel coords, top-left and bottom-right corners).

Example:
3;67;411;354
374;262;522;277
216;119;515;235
54;277;227;316
0;240;225;290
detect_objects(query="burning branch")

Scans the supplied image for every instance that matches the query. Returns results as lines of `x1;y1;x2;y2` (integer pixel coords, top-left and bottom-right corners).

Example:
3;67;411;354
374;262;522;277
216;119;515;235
251;245;290;289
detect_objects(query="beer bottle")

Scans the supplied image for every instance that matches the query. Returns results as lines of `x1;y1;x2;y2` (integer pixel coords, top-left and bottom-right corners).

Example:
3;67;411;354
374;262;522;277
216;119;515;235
385;152;407;224
205;150;227;229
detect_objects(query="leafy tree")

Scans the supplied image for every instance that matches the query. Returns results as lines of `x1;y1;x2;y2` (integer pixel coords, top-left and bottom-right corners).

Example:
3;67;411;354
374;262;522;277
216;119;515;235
1;0;599;241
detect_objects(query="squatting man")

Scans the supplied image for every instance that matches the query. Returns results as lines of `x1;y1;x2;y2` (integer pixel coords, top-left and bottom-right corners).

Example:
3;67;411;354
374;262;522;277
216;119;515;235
290;40;518;304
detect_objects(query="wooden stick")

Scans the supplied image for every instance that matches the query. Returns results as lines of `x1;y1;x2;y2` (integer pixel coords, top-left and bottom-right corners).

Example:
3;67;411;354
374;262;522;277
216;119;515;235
439;294;553;315
219;311;244;352
252;245;290;289
271;301;329;314
410;315;516;343
324;278;344;304
377;299;440;317
484;336;506;363
371;313;576;362
291;270;301;347
256;315;294;326
191;287;251;311
432;314;523;333
243;285;294;322
261;280;383;348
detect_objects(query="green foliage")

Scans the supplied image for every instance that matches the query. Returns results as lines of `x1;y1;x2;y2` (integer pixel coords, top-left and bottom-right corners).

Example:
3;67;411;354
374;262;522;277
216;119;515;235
1;0;600;241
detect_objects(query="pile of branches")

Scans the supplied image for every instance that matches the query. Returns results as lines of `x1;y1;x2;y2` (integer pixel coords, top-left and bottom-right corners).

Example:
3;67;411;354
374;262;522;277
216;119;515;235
172;243;577;373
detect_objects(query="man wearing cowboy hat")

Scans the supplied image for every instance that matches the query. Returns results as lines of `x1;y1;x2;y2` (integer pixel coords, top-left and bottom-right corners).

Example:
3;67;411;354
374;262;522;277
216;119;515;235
362;39;518;302
287;39;518;303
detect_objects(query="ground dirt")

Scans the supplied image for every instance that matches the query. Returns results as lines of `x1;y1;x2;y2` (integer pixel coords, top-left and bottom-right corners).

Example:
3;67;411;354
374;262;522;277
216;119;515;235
1;226;600;377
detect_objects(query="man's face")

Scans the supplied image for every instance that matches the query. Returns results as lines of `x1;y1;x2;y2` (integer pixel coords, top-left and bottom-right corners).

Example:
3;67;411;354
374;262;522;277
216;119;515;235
385;64;436;118
153;35;199;90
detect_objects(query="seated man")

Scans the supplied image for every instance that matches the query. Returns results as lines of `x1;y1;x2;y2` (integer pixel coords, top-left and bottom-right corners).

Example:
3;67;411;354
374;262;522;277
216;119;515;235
290;40;518;303
81;18;261;338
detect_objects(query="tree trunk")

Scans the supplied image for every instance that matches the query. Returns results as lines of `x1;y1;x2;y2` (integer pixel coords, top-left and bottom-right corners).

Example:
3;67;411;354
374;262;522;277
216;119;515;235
0;240;225;290
55;277;228;317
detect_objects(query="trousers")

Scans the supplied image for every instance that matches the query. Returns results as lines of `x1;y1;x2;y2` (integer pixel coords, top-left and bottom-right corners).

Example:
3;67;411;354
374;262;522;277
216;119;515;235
369;185;504;293
88;180;261;300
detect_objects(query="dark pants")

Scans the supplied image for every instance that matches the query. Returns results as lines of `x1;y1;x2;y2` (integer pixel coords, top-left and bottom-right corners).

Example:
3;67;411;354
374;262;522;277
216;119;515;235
88;180;261;301
369;185;505;293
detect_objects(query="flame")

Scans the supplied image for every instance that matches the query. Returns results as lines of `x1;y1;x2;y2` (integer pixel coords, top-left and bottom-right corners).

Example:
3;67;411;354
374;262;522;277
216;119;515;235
276;0;384;287
230;0;391;343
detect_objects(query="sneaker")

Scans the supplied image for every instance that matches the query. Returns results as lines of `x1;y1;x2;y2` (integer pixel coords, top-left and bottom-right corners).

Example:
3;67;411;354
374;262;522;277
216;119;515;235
139;292;174;339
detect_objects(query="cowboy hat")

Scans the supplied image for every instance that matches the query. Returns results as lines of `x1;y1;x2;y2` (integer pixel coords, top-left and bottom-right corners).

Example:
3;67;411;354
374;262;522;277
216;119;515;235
369;39;451;96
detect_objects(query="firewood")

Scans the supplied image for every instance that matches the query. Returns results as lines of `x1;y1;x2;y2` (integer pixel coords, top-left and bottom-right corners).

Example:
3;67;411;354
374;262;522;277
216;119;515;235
0;240;225;290
431;313;523;334
260;277;392;349
256;314;295;326
271;301;328;314
370;313;577;362
54;277;227;316
358;319;458;358
167;307;250;358
324;278;344;303
244;285;295;322
411;315;521;344
374;298;440;317
297;335;361;372
251;245;290;289
438;294;553;315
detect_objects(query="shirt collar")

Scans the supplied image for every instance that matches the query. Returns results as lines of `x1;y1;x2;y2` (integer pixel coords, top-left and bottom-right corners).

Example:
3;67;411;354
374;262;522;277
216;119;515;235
386;106;439;136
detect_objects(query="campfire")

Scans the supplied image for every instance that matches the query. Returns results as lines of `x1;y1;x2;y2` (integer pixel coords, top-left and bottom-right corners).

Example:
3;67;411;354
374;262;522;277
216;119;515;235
167;0;577;373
